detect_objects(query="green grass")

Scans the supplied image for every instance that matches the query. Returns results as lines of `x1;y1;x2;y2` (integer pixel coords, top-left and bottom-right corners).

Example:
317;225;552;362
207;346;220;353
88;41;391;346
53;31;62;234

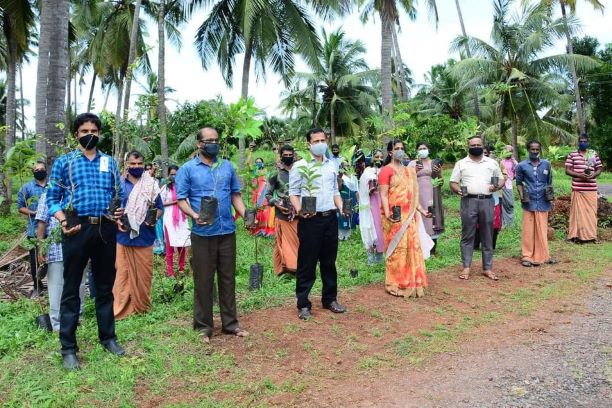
0;171;610;406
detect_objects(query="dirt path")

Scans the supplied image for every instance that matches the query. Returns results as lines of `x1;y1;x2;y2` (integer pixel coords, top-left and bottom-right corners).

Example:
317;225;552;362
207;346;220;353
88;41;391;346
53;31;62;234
135;245;612;407
339;272;612;408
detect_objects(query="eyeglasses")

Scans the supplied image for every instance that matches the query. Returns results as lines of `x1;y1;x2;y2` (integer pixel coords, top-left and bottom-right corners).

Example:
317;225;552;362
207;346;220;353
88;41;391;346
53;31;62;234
200;139;220;144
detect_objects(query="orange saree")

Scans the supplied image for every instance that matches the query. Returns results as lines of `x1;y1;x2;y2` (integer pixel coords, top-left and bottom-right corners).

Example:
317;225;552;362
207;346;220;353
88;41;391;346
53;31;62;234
379;166;428;297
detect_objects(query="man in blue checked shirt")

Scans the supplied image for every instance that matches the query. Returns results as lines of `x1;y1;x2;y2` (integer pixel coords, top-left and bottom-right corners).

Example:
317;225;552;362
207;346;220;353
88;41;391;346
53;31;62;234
17;160;48;297
35;191;86;332
46;112;127;370
176;127;250;344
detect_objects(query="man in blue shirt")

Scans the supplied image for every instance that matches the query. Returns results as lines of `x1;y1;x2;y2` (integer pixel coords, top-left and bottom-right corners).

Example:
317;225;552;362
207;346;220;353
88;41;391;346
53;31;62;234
289;128;347;321
515;140;554;267
17;160;48;297
46;112;127;370
176;127;249;344
113;150;163;319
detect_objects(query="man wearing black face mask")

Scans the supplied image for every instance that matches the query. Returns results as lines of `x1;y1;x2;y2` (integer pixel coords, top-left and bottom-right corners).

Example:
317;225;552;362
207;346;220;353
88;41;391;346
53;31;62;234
112;151;163;319
47;112;127;369
450;135;505;281
176;127;250;343
565;133;603;243
17;160;48;297
266;144;299;276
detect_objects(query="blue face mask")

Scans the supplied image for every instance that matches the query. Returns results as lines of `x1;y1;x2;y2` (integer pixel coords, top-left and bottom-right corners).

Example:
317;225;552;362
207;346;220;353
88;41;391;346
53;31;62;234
128;167;145;178
578;142;588;151
310;142;328;157
256;162;264;170
201;142;221;157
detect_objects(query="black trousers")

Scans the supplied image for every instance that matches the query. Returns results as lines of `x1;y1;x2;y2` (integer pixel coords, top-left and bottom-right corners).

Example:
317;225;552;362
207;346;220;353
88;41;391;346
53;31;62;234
191;233;239;337
296;213;339;310
60;221;118;354
28;246;38;285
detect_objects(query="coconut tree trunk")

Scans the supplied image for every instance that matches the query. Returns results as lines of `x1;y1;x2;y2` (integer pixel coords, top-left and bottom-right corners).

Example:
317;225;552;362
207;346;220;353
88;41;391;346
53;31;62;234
312;81;317;127
44;0;70;163
114;79;124;160
560;3;586;135
511;114;519;161
380;11;394;131
36;0;51;156
158;0;169;178
87;73;96;112
103;84;112;111
391;28;408;102
19;64;26;139
330;98;336;145
454;0;481;120
118;0;143;161
237;40;253;171
66;75;71;131
0;17;17;213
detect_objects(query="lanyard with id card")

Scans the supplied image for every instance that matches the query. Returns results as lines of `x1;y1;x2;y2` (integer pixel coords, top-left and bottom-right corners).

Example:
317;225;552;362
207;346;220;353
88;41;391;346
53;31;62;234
100;156;109;172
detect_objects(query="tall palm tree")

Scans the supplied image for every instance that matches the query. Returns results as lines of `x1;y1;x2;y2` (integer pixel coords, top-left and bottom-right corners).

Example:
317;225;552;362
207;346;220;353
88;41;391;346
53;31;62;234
281;29;378;143
359;0;438;130
531;0;604;134
453;0;481;119
450;0;598;157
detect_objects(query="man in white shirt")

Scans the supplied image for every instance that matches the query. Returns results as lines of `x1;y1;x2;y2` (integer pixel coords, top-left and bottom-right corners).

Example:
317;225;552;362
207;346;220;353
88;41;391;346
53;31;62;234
449;135;505;281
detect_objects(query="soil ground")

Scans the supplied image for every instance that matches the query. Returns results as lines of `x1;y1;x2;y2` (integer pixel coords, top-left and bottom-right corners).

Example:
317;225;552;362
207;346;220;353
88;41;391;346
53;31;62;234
134;245;612;407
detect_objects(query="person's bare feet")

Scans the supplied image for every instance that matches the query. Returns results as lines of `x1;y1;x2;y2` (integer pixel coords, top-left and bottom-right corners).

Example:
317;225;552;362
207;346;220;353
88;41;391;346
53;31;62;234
223;328;249;337
482;270;499;281
459;268;470;280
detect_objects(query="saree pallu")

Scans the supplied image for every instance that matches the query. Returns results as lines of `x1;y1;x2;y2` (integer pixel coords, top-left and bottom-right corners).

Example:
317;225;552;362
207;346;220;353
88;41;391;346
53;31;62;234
251;175;275;237
381;167;428;298
113;244;153;319
568;191;598;241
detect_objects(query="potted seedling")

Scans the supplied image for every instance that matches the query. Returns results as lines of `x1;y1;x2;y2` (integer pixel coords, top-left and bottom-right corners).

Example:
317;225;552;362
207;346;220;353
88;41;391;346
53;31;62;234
297;162;322;215
239;164;260;229
249;235;264;290
198;161;221;225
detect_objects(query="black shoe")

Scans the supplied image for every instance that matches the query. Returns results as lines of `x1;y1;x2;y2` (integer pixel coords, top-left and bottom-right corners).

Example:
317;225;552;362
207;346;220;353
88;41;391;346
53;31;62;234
323;301;346;313
102;339;126;356
63;353;80;370
298;307;312;320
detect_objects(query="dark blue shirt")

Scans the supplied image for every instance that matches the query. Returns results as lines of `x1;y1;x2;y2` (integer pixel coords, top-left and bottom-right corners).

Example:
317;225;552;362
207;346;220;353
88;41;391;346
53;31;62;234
47;149;124;217
515;159;553;212
175;156;241;237
17;180;47;237
116;178;164;247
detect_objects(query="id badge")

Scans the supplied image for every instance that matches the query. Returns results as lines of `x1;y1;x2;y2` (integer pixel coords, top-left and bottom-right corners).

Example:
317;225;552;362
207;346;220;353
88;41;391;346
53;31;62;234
100;156;109;172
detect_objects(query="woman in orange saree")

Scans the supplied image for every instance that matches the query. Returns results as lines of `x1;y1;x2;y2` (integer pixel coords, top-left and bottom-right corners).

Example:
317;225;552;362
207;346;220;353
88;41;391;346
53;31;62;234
378;140;433;298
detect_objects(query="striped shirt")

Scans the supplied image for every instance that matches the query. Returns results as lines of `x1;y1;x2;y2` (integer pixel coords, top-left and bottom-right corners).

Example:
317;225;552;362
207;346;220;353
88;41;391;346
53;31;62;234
35;191;63;263
47;149;124;217
565;150;602;192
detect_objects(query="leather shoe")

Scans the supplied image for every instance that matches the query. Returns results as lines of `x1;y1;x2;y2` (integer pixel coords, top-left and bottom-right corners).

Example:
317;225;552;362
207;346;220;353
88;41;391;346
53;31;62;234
102;339;126;356
63;353;80;370
323;301;346;313
298;307;312;320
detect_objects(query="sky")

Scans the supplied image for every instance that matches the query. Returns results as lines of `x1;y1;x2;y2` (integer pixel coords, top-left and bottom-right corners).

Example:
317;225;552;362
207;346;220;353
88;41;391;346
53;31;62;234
17;0;612;131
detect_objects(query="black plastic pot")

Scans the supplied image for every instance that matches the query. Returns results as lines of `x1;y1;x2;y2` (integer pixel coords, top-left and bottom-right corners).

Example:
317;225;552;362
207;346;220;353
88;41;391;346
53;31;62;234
108;196;122;216
350;269;358;278
491;176;499;186
301;196;317;215
199;196;218;225
282;197;293;211
460;186;468;196
427;205;434;216
64;208;79;229
249;263;263;290
35;313;52;332
545;186;555;202
119;213;131;231
145;207;157;226
342;198;352;216
244;208;257;229
391;205;401;222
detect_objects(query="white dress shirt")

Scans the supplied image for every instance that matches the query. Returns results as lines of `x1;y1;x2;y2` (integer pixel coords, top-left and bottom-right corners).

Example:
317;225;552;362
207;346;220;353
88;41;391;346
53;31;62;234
289;156;340;212
450;156;504;195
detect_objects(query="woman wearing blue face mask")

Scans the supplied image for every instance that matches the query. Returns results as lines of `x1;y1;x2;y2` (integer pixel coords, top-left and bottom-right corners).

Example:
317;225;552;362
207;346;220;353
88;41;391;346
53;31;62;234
408;142;445;254
250;158;275;237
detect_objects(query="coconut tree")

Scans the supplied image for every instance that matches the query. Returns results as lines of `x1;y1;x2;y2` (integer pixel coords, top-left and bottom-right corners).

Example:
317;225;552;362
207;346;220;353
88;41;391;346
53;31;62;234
188;0;324;169
281;29;378;143
359;0;438;130
450;0;598;157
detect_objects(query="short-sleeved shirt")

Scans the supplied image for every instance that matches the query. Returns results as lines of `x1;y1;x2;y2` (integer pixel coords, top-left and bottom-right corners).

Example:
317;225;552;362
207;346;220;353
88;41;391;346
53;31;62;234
17;180;47;237
175;156;241;237
515;159;553;212
35;190;63;263
450;156;504;195
46;149;124;217
266;168;291;221
564;150;602;192
289;156;340;212
116;177;164;247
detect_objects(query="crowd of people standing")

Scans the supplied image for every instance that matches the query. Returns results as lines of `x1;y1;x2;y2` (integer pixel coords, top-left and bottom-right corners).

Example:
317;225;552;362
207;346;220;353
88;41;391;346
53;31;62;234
15;112;604;370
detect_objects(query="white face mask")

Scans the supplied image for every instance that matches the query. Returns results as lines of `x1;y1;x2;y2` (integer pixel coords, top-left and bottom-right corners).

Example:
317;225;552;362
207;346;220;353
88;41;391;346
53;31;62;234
417;149;429;159
310;142;328;157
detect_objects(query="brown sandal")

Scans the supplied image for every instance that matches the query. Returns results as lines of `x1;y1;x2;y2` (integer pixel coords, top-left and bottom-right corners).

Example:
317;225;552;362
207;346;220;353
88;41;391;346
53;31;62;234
482;271;499;281
458;271;470;280
222;328;249;337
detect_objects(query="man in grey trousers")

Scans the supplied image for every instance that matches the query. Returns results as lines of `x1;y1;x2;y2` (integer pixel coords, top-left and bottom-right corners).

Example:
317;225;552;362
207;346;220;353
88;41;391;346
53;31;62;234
449;136;505;281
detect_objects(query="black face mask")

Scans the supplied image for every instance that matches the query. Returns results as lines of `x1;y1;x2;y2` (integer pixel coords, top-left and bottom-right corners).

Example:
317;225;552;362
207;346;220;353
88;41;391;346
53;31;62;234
200;143;221;158
281;156;294;166
33;170;47;181
79;133;99;150
332;152;340;158
529;152;540;161
374;160;383;168
168;175;176;184
468;147;483;157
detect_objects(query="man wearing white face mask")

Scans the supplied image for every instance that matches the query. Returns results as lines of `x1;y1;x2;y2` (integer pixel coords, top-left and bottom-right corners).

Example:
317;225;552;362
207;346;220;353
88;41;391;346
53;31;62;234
289;128;347;320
